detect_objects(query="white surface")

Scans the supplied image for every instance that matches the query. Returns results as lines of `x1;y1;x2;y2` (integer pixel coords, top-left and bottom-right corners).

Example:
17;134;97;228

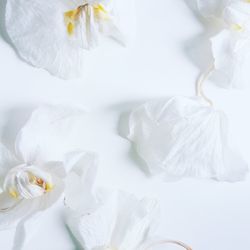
0;0;250;249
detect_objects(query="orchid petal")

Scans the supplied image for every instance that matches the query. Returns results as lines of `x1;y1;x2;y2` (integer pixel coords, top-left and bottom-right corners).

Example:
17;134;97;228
65;152;98;214
127;97;248;181
0;195;38;230
15;105;85;164
197;0;230;18
6;0;85;79
66;190;117;249
211;29;250;88
110;193;158;250
223;1;250;32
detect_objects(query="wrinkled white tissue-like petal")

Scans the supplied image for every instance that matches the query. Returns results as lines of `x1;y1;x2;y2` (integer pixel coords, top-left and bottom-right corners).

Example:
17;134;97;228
223;1;250;32
5;0;135;79
197;0;230;18
65;152;158;250
211;29;250;88
15;104;84;164
65;152;98;213
66;190;118;249
66;190;158;250
128;96;248;181
110;193;158;250
6;0;85;79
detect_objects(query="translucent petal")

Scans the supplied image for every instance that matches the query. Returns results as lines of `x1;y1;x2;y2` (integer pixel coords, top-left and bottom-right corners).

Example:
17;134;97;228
5;0;135;78
211;29;250;88
15;105;85;164
65;152;98;213
128;96;248;181
223;1;250;32
66;190;117;249
110;193;158;250
5;0;86;79
197;0;230;18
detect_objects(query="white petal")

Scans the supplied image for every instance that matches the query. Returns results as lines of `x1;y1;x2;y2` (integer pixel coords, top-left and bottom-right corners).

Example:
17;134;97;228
15;105;85;164
0;194;39;229
0;143;18;188
66;190;117;249
211;29;250;88
12;211;45;250
197;0;230;18
223;1;250;32
110;192;158;250
5;0;85;79
128;96;248;182
65;152;98;214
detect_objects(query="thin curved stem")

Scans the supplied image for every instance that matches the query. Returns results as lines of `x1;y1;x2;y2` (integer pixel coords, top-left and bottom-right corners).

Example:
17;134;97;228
196;65;214;106
144;239;192;250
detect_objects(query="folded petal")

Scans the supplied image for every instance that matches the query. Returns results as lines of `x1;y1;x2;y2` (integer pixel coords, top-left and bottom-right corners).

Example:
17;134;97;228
127;96;248;181
110;192;158;250
66;190;117;249
15;105;85;164
211;29;250;88
223;1;250;33
65;152;98;213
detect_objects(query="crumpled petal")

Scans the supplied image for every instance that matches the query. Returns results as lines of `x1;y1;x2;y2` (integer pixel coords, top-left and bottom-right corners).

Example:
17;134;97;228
110;193;158;250
15;105;85;164
197;0;230;18
127;96;248;182
65;151;98;214
66;190;118;249
66;190;158;250
223;1;250;33
5;0;135;79
65;152;158;250
211;29;250;88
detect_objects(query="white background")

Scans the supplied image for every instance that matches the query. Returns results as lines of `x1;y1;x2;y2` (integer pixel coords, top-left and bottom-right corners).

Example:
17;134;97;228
1;0;250;249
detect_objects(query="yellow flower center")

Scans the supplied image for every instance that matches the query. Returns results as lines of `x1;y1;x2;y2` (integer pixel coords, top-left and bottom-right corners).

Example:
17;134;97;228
64;3;110;36
231;23;244;32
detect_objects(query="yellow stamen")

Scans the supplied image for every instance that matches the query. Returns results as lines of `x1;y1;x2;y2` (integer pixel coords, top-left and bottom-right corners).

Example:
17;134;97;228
45;183;53;192
93;4;110;20
94;3;108;14
231;23;244;32
67;22;75;35
9;188;18;199
64;7;82;36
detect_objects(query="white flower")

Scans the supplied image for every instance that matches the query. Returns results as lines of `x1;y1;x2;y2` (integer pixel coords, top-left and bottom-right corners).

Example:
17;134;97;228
127;96;248;182
5;0;135;79
197;0;250;88
64;152;160;250
0;105;84;249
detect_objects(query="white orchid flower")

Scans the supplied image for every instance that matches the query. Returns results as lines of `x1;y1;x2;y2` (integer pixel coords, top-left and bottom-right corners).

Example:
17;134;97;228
64;152;192;250
197;0;250;88
0;105;85;249
127;96;248;182
5;0;135;79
